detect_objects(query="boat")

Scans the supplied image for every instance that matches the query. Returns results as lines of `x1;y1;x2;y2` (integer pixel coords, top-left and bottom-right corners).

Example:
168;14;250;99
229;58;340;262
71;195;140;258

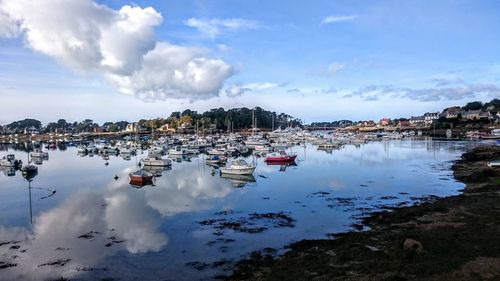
168;146;187;156
0;154;22;168
219;159;256;175
129;170;154;186
265;151;297;163
207;148;226;156
141;155;172;167
487;160;500;167
205;155;227;165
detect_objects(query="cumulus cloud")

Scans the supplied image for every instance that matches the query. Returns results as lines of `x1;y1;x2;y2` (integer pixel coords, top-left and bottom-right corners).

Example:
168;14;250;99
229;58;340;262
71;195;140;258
0;0;233;101
184;18;260;38
0;10;19;37
321;15;358;25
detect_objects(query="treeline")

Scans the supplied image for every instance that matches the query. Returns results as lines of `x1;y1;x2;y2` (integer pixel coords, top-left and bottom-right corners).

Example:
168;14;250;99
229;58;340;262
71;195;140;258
0;107;302;134
141;107;302;131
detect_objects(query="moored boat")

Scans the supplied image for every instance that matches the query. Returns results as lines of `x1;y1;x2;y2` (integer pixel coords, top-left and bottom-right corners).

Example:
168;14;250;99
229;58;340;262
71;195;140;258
129;170;154;186
265;151;297;163
219;159;256;175
487;160;500;167
141;155;172;167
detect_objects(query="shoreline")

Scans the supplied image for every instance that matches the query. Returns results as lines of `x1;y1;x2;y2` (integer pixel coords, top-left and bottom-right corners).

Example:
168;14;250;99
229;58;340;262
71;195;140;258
224;145;500;281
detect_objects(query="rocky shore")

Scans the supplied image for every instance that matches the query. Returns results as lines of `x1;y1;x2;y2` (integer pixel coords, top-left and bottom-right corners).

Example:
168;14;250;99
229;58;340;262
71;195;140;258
224;145;500;281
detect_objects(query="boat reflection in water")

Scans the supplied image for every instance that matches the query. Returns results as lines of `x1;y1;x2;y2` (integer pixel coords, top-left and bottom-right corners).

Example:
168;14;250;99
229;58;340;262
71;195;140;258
220;173;256;188
265;160;297;172
142;165;171;177
0;166;16;176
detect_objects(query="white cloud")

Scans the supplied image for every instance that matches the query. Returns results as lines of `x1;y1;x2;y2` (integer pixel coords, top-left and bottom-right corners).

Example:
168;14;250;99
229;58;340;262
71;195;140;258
328;62;345;74
0;0;233;101
106;42;233;101
184;18;260;38
321;15;358;25
0;10;19;37
224;82;279;97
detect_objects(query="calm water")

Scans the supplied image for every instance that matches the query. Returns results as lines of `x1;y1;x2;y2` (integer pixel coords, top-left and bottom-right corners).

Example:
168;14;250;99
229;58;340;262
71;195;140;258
0;139;474;280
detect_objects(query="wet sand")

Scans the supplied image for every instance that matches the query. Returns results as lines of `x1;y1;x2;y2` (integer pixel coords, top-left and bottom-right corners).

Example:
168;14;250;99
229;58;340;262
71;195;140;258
224;145;500;281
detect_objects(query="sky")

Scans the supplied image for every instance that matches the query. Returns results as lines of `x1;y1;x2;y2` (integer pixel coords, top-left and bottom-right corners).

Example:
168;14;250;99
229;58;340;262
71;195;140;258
0;0;499;124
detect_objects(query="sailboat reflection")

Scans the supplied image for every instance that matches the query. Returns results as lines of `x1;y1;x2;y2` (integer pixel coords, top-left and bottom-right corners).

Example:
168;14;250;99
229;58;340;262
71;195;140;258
220;173;256;188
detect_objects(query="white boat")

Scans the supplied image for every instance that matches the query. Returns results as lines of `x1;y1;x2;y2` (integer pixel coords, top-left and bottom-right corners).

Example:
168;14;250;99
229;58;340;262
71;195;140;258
168;146;187;156
487;160;500;167
207;148;226;156
219;159;256;175
141;155;172;167
205;155;226;164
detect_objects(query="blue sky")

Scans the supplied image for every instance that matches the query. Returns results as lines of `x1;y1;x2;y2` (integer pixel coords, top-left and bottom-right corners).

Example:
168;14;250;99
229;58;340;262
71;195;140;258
0;0;499;124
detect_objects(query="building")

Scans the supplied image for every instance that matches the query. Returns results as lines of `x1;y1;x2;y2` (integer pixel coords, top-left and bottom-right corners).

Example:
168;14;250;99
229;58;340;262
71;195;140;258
157;124;175;133
399;120;410;127
24;126;40;135
443;107;461;119
462;110;481;120
423;112;439;125
409;116;425;126
378;118;391;127
125;122;148;133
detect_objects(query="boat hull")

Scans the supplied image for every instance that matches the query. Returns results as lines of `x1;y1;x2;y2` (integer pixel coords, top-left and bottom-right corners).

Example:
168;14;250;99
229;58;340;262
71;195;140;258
265;155;297;162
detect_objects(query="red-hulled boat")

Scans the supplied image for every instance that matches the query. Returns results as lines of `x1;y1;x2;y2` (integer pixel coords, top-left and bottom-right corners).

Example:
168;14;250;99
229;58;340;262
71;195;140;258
129;170;154;186
264;151;297;163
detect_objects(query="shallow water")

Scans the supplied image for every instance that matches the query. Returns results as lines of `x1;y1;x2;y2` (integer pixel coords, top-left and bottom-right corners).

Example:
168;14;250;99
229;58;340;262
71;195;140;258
0;139;475;280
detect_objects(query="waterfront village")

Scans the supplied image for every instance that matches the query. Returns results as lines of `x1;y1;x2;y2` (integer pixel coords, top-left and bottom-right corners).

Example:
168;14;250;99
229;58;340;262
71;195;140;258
0;99;499;142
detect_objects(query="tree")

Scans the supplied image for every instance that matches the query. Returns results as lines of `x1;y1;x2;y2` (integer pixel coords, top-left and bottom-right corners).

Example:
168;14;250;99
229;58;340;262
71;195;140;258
462;101;482;111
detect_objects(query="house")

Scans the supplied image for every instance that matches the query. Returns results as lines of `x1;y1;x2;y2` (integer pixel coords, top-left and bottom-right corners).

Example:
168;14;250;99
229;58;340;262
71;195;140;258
409;116;425;126
423;112;439;125
378;118;391;127
157;124;175;133
399;120;410;127
24;126;40;135
443;107;461;119
462;110;482;120
125;122;148;133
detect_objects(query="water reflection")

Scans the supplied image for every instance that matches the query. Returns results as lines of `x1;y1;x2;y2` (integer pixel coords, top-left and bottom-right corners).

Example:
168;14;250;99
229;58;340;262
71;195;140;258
0;139;483;280
220;174;256;188
0;186;167;280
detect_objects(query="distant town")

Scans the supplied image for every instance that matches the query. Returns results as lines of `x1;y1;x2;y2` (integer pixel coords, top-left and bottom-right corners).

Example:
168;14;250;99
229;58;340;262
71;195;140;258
1;99;498;138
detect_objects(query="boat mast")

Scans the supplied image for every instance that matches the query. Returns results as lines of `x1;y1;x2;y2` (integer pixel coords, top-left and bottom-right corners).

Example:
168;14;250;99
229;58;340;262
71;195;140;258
252;108;255;136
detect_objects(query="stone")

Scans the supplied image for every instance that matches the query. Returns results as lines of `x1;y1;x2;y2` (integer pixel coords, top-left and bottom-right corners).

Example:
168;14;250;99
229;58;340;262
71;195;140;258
403;238;423;253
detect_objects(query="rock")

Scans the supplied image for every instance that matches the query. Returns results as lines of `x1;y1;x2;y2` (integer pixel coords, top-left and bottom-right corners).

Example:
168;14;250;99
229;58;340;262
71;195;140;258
403;238;423;253
325;250;336;256
365;245;380;252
